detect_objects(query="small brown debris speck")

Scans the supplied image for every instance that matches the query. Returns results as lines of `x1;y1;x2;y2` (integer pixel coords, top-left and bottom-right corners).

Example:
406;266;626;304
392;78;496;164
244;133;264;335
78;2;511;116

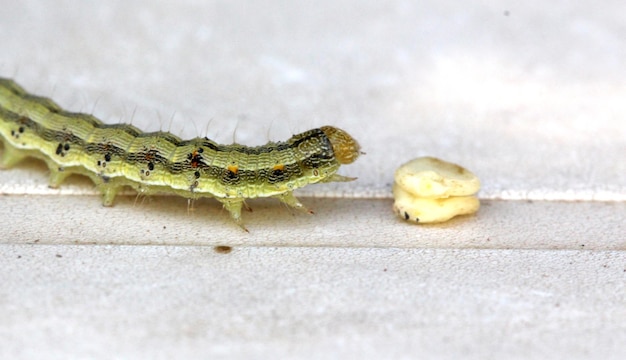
214;246;233;254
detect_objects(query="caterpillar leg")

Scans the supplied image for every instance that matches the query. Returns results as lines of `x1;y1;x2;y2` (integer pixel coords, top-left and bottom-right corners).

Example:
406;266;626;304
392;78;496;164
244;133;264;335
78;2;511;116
217;198;248;232
93;179;124;206
321;174;356;183
0;142;27;168
100;186;124;206
47;165;73;188
274;191;314;214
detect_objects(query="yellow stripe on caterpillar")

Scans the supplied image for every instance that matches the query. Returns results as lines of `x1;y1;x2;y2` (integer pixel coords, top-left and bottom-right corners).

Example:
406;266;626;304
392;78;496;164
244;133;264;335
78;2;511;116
0;78;362;230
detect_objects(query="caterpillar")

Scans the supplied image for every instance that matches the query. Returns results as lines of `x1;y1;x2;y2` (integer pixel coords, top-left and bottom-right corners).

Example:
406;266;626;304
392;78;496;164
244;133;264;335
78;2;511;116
0;78;361;230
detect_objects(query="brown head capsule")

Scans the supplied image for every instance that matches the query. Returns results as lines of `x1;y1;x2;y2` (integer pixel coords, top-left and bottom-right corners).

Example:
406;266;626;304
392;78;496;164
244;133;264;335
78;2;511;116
320;126;361;164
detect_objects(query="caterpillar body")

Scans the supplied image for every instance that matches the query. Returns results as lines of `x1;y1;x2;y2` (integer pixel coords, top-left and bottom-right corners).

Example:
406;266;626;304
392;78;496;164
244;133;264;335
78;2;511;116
0;78;361;230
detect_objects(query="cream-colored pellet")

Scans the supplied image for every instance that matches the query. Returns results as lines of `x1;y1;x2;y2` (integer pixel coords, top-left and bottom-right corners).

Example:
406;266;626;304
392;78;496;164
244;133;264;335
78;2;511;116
393;157;480;224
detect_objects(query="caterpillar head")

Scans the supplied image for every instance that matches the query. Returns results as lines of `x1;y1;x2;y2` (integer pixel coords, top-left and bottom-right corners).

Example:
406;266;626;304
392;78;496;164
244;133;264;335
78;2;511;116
320;126;362;165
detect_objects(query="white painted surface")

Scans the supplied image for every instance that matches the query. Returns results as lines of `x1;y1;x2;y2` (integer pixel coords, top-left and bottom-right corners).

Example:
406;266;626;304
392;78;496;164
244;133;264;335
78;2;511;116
2;245;625;359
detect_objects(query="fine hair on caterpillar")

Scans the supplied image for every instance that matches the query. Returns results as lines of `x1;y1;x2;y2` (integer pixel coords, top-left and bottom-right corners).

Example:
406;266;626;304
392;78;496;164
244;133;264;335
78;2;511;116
0;78;362;230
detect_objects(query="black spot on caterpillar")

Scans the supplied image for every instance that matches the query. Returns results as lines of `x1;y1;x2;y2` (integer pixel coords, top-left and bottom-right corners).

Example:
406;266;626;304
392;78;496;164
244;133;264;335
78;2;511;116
0;78;362;230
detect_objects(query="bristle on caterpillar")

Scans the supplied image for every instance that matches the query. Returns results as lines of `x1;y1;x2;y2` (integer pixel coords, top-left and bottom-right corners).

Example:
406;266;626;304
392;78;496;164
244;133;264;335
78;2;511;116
0;78;361;230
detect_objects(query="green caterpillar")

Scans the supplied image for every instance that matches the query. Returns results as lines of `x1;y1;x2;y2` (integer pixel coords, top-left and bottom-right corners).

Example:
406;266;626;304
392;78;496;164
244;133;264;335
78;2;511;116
0;78;361;230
